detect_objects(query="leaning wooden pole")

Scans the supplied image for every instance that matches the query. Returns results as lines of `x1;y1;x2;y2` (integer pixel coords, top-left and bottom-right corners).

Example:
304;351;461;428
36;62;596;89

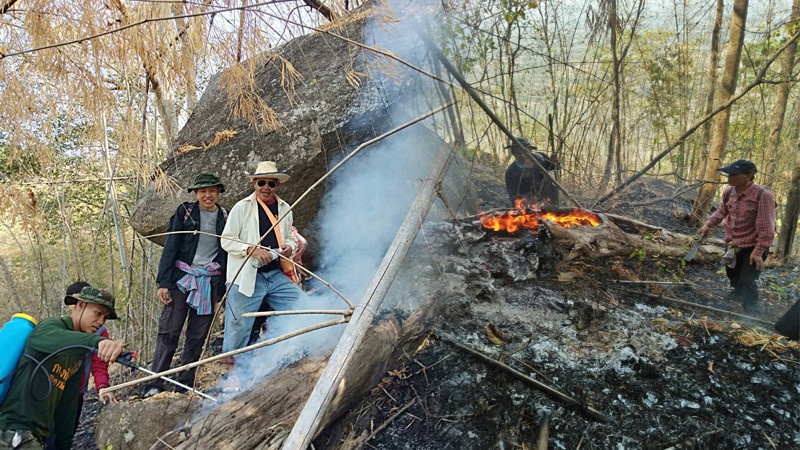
282;142;457;449
418;31;584;210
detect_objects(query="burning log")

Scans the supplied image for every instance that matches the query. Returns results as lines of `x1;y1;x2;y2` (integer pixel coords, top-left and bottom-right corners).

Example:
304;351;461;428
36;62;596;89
479;204;724;263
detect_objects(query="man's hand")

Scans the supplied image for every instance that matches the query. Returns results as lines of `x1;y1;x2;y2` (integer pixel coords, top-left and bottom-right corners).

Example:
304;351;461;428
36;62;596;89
157;288;171;305
250;247;274;265
549;153;561;164
99;390;116;404
97;340;124;363
698;224;710;237
280;244;292;258
749;252;765;271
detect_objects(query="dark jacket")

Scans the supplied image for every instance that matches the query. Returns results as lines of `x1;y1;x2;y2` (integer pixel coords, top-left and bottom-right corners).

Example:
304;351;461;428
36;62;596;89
156;202;228;299
0;317;106;449
505;152;559;206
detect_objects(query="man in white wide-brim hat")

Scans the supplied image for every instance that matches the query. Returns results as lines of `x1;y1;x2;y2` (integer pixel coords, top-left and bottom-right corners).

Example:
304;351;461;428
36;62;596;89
220;161;303;358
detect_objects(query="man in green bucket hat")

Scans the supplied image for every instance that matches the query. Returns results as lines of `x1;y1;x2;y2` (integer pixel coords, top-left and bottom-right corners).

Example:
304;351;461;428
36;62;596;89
144;172;228;397
0;286;124;449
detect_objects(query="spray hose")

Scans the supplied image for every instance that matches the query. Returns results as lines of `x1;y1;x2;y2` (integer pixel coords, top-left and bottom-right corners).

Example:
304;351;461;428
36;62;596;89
5;346;216;403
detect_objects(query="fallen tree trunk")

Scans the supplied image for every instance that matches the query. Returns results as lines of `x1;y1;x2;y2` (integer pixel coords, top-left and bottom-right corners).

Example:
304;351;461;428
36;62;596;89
142;294;441;450
544;212;724;263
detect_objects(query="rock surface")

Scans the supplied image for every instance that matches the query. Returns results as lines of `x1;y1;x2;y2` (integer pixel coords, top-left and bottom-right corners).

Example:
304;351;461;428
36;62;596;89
129;16;476;245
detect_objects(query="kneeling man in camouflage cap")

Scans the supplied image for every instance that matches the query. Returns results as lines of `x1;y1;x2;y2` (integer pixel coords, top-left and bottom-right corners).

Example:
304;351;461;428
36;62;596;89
0;287;124;449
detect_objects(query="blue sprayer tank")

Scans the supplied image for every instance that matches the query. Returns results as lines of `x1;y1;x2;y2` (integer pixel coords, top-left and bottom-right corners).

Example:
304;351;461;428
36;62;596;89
0;313;38;403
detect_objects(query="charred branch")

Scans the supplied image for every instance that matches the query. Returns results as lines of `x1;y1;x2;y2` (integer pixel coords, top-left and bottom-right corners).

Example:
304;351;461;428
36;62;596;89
439;336;610;423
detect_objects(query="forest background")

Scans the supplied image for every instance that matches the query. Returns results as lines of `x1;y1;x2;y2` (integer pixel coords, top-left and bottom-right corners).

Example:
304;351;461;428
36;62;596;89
1;0;799;363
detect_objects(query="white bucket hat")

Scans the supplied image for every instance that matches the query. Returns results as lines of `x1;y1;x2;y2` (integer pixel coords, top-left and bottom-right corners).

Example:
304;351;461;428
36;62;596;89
246;161;290;183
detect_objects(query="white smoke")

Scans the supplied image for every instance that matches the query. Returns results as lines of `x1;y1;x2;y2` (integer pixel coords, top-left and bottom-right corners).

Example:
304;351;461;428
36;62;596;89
215;0;452;397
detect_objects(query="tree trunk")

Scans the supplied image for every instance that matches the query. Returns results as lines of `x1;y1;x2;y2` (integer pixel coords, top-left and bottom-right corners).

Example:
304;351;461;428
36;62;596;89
698;0;725;180
763;0;800;187
600;0;620;191
691;0;749;226
775;153;800;261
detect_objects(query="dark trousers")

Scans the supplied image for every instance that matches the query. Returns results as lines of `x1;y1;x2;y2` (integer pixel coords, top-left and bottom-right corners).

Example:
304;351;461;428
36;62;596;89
148;288;213;390
725;246;765;314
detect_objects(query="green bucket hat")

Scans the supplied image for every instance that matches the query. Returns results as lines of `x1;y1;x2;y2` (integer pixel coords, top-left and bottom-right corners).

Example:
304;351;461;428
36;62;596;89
187;172;225;193
65;286;119;320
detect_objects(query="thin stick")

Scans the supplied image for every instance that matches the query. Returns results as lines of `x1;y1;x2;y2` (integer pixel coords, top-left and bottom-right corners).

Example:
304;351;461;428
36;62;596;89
439;337;609;423
254;11;454;87
99;316;348;396
615;280;691;286
133;230;355;309
242;309;352;318
357;398;417;447
623;289;774;327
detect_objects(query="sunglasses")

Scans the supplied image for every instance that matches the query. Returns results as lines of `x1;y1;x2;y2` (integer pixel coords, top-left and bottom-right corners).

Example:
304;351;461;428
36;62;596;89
256;179;278;188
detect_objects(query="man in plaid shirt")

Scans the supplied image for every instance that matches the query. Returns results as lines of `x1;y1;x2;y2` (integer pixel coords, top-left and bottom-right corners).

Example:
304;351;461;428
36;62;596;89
699;160;776;314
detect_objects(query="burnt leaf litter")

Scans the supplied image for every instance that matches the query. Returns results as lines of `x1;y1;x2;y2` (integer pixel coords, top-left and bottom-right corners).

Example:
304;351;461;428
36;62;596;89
316;175;800;450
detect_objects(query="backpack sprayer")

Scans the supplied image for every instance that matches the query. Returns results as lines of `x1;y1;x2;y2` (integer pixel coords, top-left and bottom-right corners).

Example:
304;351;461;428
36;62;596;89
0;314;216;403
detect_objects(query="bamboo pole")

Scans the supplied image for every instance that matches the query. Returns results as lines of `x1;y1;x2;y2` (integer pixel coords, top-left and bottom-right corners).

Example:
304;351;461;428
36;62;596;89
99;316;348;396
282;142;457;449
242;309;352;318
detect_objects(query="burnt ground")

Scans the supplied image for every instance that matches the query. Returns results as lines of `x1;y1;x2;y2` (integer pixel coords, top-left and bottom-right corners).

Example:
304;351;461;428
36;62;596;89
82;172;799;449
315;174;800;450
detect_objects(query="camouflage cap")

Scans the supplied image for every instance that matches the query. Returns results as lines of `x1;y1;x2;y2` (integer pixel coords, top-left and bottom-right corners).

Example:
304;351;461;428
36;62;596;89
65;286;119;320
505;136;534;150
188;172;225;193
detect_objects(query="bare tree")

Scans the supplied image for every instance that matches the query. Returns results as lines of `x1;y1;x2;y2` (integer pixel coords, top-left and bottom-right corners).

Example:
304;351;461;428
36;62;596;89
776;156;800;261
691;0;749;225
763;0;800;187
592;0;645;191
697;0;725;179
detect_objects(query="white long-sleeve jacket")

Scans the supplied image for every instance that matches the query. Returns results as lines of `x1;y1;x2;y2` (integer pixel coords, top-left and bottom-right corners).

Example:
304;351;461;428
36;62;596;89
220;192;297;296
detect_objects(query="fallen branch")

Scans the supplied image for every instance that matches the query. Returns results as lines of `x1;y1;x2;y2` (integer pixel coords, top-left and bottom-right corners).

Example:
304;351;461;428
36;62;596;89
355;398;417;447
99;317;348;396
438;336;610;423
242;309;353;318
623;289;774;327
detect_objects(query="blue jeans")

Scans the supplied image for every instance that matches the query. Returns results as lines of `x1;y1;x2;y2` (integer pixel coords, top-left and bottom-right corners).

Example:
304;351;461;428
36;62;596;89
222;269;305;353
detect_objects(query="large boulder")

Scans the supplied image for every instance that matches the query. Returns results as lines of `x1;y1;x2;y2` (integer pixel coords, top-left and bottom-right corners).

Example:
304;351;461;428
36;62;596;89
130;16;476;246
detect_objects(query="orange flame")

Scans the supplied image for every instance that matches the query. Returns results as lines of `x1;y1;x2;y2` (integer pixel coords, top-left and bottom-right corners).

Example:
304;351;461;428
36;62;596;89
481;200;601;233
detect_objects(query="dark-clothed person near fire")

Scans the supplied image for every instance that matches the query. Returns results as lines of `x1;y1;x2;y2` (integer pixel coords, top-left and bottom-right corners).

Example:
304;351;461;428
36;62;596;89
699;160;776;315
0;287;124;450
145;172;228;396
504;136;559;207
220;161;304;357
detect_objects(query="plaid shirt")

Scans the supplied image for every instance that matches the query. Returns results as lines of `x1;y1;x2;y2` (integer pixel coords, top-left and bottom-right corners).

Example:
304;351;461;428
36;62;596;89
705;183;776;256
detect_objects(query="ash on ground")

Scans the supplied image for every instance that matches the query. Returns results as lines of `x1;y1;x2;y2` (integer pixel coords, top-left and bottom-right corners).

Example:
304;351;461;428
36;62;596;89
317;210;800;449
